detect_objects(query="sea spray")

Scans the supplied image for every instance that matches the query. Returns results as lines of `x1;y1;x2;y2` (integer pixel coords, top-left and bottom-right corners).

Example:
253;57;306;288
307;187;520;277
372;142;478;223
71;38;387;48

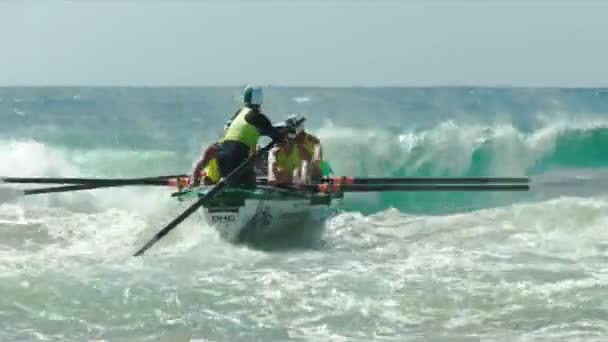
1;87;608;341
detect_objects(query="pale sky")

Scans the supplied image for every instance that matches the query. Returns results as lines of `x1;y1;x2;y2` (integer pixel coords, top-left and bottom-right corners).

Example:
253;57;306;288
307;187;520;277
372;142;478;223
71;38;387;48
1;1;607;87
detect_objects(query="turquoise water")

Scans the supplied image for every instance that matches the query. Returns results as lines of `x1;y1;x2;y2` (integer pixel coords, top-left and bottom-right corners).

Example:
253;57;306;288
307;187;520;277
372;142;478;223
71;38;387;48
1;87;607;341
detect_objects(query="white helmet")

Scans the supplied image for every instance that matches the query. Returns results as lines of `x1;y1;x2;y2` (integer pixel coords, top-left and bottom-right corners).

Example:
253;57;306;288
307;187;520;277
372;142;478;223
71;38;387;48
243;85;263;106
287;113;305;135
285;113;304;139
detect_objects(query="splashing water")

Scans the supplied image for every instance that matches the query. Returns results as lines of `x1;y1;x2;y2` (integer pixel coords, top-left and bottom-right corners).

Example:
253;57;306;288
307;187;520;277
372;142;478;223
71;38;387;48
1;87;608;341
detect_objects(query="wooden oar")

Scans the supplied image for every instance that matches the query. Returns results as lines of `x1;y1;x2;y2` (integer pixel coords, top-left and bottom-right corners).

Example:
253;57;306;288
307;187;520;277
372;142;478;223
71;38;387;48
22;184;99;195
310;183;530;193
0;174;188;186
0;184;103;205
132;139;284;257
0;180;188;205
0;178;192;205
318;176;530;185
253;177;530;187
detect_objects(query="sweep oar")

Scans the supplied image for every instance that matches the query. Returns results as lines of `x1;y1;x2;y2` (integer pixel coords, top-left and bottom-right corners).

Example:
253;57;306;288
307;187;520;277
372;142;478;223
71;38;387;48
132;139;284;257
319;176;529;185
0;178;192;205
22;184;100;195
309;183;530;193
0;182;171;205
0;174;188;186
0;175;191;202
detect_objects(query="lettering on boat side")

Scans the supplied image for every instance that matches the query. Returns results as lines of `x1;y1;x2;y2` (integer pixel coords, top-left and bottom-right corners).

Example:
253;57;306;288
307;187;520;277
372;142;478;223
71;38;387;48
211;214;237;223
261;205;272;225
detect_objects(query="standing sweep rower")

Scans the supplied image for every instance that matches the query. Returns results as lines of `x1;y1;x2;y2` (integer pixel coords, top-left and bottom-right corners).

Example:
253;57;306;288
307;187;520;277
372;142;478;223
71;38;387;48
214;85;284;187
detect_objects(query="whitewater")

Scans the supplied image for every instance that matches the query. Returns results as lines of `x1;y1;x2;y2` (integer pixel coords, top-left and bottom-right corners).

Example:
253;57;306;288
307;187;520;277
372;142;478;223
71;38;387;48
0;87;607;341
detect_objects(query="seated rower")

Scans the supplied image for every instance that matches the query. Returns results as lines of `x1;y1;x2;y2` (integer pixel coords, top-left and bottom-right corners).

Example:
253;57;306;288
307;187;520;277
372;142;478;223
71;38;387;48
188;142;222;187
267;129;309;186
292;117;323;181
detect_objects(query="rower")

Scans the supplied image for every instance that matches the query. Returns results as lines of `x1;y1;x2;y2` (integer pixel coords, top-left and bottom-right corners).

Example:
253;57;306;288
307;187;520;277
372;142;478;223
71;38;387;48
292;115;323;181
267;129;305;186
215;85;285;187
187;142;222;187
270;113;323;184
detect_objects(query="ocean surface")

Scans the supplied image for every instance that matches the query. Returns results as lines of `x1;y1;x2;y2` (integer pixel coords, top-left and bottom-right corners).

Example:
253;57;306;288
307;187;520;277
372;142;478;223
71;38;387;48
0;86;607;341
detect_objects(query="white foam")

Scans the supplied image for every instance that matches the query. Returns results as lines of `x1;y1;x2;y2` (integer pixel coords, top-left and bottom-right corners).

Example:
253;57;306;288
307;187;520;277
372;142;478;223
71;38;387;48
327;195;608;264
292;96;311;103
0;187;25;205
314;118;608;178
0;140;80;178
0;140;200;266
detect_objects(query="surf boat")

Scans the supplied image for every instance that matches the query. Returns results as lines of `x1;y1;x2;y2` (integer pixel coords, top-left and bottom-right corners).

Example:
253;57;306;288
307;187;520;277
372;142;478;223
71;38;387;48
0;172;531;253
1;172;530;257
1;138;530;256
167;157;341;243
173;180;343;243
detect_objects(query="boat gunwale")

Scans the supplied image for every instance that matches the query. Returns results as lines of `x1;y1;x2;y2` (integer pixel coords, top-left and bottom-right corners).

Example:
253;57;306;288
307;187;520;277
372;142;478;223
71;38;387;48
175;184;344;205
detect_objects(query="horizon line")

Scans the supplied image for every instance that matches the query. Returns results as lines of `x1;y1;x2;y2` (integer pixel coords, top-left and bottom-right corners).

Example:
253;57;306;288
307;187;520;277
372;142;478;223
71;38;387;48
1;84;607;90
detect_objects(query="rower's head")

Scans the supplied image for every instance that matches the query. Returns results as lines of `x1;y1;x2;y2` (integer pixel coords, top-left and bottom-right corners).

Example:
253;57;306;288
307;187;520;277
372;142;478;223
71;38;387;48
287;113;306;137
243;85;263;108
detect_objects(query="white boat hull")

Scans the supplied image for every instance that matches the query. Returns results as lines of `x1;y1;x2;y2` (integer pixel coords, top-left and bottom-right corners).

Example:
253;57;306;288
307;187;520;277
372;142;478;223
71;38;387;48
196;186;341;243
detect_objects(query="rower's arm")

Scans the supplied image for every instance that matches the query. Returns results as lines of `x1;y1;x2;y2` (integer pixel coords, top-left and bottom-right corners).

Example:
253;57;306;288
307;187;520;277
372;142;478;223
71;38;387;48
189;159;204;186
245;111;283;141
267;147;290;184
310;134;323;160
267;148;279;183
314;144;322;161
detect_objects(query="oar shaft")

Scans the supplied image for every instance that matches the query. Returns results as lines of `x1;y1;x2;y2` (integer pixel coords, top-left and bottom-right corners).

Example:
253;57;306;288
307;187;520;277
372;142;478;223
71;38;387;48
321;176;529;185
133;193;208;257
1;175;188;185
314;184;530;192
11;177;190;197
23;184;99;195
132;130;291;257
